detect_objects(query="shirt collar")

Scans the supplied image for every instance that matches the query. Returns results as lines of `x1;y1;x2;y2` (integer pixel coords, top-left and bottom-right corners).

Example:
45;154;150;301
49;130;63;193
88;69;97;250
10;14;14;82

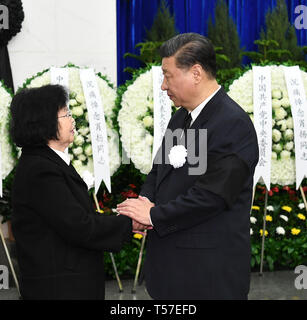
49;147;70;166
189;85;221;124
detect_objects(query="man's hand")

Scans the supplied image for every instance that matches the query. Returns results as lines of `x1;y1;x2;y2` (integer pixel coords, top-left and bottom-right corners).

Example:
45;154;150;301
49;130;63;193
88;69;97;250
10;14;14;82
132;220;147;231
117;196;155;226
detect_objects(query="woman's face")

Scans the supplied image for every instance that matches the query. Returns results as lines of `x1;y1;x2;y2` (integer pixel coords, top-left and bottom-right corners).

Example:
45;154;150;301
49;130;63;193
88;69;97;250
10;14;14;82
56;106;75;150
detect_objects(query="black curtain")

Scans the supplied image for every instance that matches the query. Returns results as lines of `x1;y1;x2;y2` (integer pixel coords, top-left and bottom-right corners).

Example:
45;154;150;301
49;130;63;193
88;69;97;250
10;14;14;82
0;0;24;92
0;45;14;92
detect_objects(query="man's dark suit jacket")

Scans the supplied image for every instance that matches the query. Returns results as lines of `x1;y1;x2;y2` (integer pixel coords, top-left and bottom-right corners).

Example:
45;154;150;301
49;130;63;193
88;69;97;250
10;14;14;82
140;87;259;300
11;146;131;300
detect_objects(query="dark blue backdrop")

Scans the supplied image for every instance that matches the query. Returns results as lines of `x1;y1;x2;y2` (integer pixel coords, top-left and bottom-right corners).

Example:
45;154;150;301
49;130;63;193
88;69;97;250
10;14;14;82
116;0;307;86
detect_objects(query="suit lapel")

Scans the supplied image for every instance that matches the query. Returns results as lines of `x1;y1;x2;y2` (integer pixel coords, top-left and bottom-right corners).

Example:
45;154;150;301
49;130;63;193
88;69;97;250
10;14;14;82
22;146;88;189
156;107;186;188
156;88;226;190
186;87;225;148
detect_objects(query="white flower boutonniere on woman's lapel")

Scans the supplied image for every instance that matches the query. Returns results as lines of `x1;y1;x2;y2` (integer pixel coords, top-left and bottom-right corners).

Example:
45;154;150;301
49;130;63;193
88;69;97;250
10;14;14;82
168;145;187;169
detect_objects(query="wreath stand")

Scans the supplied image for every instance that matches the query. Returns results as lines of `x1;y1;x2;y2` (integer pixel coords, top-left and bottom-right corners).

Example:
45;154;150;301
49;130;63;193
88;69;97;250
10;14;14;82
0;222;20;297
92;193;123;292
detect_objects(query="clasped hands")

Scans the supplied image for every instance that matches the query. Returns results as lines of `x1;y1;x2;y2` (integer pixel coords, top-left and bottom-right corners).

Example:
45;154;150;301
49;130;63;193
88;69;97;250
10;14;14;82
116;196;154;233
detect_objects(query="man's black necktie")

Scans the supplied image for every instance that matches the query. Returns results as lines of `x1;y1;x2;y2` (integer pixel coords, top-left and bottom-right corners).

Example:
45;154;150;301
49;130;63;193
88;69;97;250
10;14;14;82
183;112;192;132
181;111;192;146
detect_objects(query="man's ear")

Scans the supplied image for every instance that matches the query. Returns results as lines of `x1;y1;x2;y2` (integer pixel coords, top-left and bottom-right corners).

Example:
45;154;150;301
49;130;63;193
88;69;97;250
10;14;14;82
191;64;203;84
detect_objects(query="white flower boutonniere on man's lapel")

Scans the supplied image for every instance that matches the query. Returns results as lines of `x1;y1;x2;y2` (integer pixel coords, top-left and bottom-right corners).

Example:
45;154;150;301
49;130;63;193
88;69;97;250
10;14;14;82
168;145;187;169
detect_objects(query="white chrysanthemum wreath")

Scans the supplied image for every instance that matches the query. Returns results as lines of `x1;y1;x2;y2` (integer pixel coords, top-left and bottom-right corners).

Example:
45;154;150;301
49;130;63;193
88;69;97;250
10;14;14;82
228;65;307;186
118;67;177;174
0;81;16;179
21;64;121;181
118;68;154;174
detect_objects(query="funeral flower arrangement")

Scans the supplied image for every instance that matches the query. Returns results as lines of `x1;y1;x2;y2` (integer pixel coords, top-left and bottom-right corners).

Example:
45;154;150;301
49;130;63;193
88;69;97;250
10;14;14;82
117;68;155;174
228;65;307;186
249;184;307;270
117;66;176;174
0;81;16;179
21;64;121;182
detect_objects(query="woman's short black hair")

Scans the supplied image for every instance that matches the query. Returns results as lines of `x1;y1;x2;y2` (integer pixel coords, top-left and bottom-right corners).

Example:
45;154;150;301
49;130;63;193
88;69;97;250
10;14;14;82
10;84;68;147
160;32;217;78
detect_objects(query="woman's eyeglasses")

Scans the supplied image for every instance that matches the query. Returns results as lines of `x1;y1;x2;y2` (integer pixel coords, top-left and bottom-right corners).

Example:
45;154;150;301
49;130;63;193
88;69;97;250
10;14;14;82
58;110;72;119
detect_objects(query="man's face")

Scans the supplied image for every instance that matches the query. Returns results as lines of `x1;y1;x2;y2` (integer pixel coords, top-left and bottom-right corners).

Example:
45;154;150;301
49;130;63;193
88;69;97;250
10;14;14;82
161;56;195;108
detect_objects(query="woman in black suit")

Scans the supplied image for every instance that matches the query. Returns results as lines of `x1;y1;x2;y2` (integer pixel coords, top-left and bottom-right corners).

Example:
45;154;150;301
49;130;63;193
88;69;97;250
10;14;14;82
10;84;132;300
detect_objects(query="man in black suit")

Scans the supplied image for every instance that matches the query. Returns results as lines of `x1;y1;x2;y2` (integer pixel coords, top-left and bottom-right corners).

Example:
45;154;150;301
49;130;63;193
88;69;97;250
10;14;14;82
117;33;259;300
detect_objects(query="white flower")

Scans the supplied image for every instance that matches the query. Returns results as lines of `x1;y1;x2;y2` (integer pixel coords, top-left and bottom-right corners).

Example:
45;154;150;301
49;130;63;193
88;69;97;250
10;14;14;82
72;106;84;117
286;117;293;129
272;129;282;142
276;119;287;131
284;141;294;151
78;127;90;136
271;152;277;160
143;116;153;128
72;160;82;172
284;129;293;141
73;147;83;156
272;89;282;99
280;215;288;222
69;99;78;106
250;228;253;235
280;150;291;160
168;145;187;169
298;203;305;210
275;107;287;120
78;154;86;162
272;99;281;109
85;145;92;156
250;217;257;224
276;227;285;235
74;135;84;146
273;143;282;153
267;205;274;212
76;94;85;104
145;134;154;146
280;97;290;108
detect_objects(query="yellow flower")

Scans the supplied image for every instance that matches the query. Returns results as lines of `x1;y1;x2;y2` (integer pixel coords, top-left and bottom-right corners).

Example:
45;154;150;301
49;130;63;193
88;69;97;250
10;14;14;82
260;229;268;237
252;206;260;211
96;209;104;214
291;228;301;235
133;233;143;240
266;215;273;222
281;206;292;213
297;213;306;221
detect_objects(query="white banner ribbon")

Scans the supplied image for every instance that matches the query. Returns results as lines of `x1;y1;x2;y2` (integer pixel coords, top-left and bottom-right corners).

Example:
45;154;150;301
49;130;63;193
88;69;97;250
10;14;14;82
80;68;111;194
152;66;172;162
283;66;307;189
252;66;272;190
51;67;69;89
